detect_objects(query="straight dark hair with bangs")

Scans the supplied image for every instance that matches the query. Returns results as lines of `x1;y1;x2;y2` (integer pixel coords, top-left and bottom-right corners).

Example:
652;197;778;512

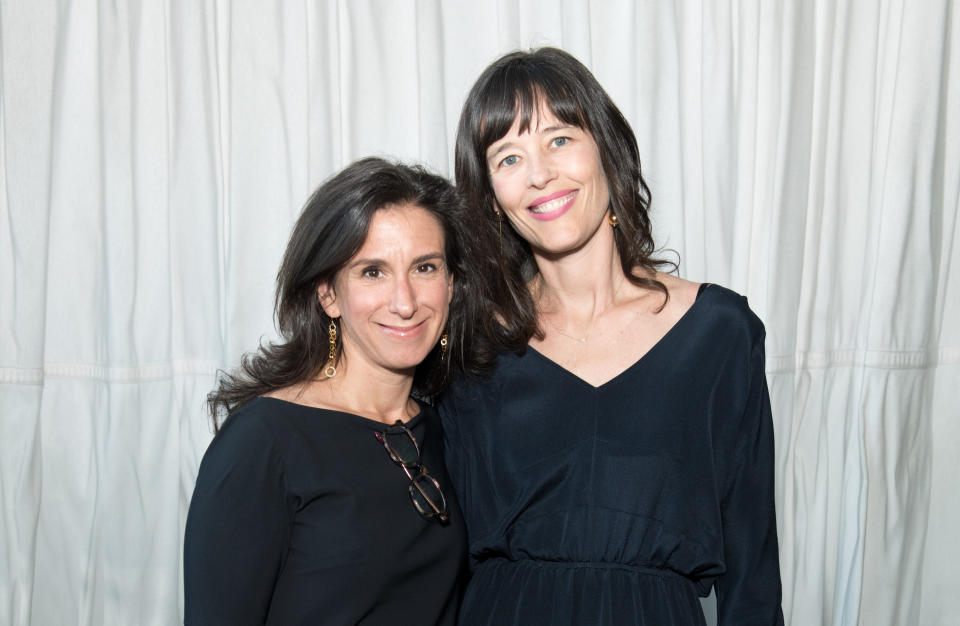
207;157;497;429
455;47;675;351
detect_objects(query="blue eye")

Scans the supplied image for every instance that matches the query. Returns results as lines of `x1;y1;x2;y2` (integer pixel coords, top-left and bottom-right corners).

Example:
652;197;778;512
551;136;569;147
500;155;519;167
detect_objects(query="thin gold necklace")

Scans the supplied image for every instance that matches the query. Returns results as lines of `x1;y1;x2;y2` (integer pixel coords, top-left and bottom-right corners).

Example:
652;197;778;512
548;321;589;343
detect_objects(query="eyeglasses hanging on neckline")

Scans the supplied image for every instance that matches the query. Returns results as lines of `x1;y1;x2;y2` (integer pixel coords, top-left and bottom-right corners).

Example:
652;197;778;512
375;421;450;524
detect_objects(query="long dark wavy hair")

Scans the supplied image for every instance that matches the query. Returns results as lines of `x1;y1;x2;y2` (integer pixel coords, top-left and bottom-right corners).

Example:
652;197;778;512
455;47;675;351
208;157;497;429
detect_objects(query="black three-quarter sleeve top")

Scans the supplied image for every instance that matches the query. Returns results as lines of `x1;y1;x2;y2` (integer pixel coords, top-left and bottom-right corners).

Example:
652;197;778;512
439;284;784;625
184;397;466;625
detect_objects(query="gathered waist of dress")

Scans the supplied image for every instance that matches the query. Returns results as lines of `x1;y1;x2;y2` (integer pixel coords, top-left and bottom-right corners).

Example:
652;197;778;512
462;557;708;624
475;556;694;583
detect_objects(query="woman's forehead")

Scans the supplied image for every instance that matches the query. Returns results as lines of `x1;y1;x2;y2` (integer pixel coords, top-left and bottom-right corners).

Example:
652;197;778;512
482;91;585;146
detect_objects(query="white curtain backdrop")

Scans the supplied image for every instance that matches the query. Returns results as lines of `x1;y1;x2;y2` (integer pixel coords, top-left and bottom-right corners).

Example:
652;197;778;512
1;1;957;624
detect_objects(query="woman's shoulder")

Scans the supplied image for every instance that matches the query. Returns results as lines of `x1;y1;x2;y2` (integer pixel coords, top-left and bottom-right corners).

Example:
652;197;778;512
220;396;285;431
437;354;514;417
692;282;766;339
658;272;702;304
650;271;763;335
208;397;301;456
656;272;747;307
193;398;290;492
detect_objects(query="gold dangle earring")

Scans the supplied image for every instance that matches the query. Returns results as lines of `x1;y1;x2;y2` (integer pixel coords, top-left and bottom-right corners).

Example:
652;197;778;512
607;212;619;227
440;333;449;361
324;319;338;378
494;207;505;261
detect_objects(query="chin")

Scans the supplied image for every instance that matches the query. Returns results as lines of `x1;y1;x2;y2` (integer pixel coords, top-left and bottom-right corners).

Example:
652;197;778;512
383;348;436;372
535;241;587;259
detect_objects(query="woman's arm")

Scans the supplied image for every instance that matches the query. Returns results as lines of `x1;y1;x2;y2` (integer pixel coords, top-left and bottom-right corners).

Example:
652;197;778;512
183;411;290;624
716;325;785;625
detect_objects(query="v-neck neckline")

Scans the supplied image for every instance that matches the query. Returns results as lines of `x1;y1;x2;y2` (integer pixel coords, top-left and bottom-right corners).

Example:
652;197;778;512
524;284;711;391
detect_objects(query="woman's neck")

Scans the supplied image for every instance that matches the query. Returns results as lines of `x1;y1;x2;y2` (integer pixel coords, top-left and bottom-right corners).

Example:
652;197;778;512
532;234;636;323
285;360;419;424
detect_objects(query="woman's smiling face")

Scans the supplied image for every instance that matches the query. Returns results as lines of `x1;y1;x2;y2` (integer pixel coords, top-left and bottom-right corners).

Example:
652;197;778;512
320;203;452;376
485;104;611;257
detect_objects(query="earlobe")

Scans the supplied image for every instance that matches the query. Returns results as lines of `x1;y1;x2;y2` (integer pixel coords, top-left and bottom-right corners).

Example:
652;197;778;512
317;283;339;318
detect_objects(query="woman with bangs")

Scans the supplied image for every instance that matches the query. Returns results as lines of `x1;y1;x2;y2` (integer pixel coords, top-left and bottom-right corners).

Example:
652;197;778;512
441;48;784;625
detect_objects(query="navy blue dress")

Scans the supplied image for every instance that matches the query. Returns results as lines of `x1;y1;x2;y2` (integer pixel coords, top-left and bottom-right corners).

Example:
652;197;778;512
439;285;783;625
184;397;466;625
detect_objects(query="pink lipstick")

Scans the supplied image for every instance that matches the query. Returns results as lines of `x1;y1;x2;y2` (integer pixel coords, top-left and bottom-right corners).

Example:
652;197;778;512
528;190;577;221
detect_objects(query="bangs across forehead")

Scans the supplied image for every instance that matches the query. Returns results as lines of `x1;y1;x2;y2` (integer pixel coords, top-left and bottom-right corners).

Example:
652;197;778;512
476;75;590;151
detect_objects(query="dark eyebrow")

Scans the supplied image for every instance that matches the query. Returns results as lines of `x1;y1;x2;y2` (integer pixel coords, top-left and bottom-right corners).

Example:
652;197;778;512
539;124;574;134
486;124;577;163
410;252;445;266
346;257;384;269
486;142;515;164
347;252;445;270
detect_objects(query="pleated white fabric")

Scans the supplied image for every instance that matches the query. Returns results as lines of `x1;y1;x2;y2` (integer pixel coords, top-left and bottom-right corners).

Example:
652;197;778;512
0;1;957;625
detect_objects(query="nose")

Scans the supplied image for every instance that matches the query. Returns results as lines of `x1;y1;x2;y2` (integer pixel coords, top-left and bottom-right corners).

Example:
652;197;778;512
526;151;556;189
389;276;418;319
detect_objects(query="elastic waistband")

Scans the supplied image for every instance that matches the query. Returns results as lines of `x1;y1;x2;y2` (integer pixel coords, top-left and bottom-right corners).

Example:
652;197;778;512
476;557;692;582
